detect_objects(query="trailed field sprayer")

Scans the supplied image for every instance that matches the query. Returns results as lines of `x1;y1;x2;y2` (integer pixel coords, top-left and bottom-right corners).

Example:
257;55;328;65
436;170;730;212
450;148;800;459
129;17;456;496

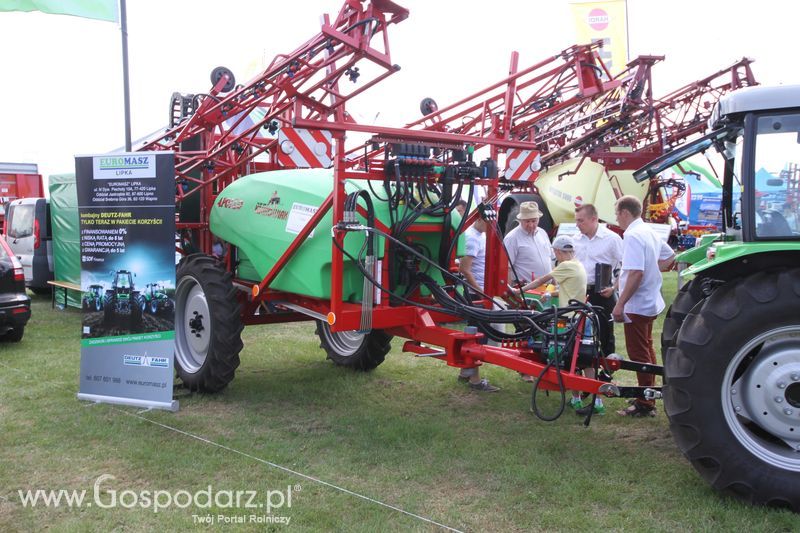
133;0;796;510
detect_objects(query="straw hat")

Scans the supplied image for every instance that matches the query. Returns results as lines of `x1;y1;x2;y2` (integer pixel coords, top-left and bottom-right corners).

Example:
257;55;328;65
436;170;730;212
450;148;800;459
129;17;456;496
516;201;543;220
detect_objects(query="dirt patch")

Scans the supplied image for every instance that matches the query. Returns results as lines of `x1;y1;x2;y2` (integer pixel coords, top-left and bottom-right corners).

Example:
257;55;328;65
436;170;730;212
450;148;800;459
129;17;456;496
82;310;174;338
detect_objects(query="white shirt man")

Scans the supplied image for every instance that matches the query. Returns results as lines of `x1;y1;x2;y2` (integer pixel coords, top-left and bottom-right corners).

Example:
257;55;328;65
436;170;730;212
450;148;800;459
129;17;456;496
461;222;486;291
504;201;552;284
613;195;675;417
618;217;674;318
574;225;623;288
573;203;623;355
457;217;500;392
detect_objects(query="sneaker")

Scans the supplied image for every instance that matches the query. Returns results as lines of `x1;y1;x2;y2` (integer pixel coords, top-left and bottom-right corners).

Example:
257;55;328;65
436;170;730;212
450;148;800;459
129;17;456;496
575;402;606;416
569;397;584;410
616;403;656;417
469;378;500;392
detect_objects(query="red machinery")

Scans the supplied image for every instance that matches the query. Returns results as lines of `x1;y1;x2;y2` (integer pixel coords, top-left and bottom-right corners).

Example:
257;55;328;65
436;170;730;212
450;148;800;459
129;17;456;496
345;47;756;292
136;1;718;422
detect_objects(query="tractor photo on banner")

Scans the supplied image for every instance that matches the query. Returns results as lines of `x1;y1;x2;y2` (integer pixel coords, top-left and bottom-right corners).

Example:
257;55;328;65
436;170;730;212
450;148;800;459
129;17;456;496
75;151;178;411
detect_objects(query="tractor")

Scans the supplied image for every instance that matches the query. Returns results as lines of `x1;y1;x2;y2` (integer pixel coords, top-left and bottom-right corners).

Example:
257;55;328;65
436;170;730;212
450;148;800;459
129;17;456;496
635;84;800;509
141;282;173;315
82;284;104;312
103;270;143;330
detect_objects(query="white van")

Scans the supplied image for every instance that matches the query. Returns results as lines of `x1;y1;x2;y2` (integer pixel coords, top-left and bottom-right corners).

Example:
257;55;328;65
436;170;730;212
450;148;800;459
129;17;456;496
4;197;53;294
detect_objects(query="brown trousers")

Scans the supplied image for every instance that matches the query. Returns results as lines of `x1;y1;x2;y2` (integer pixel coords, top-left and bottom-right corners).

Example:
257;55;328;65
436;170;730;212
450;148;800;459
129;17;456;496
623;313;658;408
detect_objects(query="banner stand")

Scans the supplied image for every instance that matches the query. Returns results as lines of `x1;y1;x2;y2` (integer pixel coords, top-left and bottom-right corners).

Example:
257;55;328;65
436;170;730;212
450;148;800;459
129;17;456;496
75;151;178;412
77;393;179;412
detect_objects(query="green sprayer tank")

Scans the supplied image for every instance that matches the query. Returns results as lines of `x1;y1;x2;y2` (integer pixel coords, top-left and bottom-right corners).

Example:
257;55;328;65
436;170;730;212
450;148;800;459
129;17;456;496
210;168;463;302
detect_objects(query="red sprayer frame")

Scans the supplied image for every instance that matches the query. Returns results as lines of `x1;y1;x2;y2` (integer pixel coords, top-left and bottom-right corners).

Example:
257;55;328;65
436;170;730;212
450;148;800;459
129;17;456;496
140;1;660;407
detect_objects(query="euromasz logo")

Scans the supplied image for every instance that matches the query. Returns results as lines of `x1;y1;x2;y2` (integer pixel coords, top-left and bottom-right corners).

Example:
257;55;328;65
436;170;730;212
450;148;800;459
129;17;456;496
99;156;151;170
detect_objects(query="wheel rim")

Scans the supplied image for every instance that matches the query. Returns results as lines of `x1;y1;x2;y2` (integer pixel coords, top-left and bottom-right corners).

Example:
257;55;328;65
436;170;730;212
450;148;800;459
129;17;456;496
724;325;800;471
151;299;158;314
321;323;365;356
175;275;211;374
95;298;102;312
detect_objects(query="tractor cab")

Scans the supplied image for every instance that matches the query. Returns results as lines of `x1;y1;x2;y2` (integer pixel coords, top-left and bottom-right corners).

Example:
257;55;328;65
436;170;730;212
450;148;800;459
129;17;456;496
145;283;162;297
113;270;134;292
635;85;800;277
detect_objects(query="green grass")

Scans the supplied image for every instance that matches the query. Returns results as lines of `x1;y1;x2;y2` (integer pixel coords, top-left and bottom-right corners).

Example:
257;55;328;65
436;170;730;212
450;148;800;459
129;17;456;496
0;273;796;531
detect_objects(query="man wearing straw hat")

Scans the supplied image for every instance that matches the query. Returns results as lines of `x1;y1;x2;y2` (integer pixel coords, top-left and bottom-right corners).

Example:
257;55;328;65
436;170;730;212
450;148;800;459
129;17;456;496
503;201;553;287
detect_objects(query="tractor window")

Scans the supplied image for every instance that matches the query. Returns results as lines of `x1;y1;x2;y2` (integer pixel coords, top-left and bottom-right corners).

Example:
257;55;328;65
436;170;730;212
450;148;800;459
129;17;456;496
729;135;744;229
753;114;800;238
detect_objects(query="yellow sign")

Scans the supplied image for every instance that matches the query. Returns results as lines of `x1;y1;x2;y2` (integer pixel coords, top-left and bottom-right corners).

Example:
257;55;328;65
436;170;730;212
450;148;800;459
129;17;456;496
570;0;628;76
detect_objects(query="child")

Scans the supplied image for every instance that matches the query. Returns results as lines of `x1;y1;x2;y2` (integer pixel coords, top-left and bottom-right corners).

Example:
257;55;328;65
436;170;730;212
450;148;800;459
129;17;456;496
512;236;604;414
512;235;586;304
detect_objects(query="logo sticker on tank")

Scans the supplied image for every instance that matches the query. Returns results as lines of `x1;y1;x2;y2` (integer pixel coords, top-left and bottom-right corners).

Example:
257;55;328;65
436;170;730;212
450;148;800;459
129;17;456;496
217;197;244;210
254;202;289;220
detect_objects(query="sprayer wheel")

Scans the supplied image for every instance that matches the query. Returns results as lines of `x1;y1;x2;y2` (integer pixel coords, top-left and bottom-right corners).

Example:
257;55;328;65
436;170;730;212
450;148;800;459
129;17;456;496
175;254;243;392
315;321;392;371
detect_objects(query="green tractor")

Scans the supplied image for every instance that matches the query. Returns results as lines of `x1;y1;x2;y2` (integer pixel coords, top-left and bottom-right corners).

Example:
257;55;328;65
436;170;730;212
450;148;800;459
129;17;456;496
82;284;104;312
103;270;143;330
635;85;800;510
142;282;173;315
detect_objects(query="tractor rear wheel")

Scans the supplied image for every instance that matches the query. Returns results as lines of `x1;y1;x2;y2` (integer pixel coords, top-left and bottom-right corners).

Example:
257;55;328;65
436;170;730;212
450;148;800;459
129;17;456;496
174;254;243;392
131;294;143;332
660;277;707;356
103;293;114;325
664;269;800;510
315;321;392;371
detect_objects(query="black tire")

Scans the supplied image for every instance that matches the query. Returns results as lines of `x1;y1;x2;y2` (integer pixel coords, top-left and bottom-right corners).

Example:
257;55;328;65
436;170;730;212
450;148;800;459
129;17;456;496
103;293;114;325
210;66;236;92
95;297;102;312
3;326;24;342
501;194;553;235
660;277;707;356
150;298;159;314
174;254;243;392
83;299;89;311
664;269;800;510
315;321;392;371
131;295;143;332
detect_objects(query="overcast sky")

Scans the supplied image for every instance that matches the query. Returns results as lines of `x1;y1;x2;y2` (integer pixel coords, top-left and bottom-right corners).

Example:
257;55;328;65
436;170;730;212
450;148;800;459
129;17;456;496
1;0;797;180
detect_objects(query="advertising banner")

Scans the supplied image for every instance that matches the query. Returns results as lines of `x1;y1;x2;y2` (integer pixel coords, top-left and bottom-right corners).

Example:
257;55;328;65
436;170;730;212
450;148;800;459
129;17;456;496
75;152;178;411
570;0;628;76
